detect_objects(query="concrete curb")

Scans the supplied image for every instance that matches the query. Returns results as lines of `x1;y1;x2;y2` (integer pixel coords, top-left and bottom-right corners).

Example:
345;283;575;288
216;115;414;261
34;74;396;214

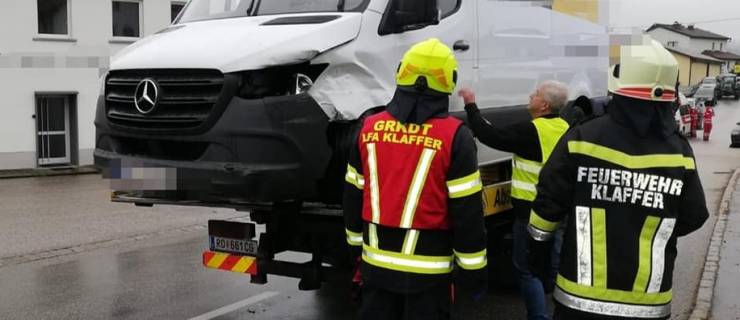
688;168;740;320
0;165;99;179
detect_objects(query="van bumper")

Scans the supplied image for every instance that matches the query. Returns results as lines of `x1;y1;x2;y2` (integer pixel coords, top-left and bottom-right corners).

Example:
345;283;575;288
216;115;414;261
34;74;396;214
94;93;332;202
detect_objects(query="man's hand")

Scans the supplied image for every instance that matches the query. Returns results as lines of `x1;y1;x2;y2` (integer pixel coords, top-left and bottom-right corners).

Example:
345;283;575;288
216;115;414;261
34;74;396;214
458;88;476;105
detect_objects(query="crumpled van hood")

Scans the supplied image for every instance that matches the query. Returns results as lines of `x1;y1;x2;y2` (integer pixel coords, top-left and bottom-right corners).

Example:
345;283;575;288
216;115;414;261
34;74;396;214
111;13;362;72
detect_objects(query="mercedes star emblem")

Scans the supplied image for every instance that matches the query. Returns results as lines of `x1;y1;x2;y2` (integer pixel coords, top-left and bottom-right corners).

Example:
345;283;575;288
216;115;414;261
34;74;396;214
134;78;160;114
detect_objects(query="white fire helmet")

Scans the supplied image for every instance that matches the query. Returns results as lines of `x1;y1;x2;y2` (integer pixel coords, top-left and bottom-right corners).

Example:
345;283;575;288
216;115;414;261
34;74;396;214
608;39;679;102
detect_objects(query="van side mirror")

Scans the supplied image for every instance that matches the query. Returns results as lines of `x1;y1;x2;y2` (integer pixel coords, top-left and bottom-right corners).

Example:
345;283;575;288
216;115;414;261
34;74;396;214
379;0;439;35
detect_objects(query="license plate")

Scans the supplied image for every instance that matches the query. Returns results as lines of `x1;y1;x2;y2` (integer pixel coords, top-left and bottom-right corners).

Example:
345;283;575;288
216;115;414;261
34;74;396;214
482;181;513;217
210;236;258;256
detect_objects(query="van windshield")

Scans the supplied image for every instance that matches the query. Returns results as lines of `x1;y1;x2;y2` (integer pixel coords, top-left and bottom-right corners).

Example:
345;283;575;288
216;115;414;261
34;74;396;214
177;0;369;23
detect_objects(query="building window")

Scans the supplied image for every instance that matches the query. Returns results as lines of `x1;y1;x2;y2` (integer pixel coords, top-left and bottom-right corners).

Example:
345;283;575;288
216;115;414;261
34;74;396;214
171;2;186;22
712;42;716;50
720;42;724;51
112;0;141;37
38;0;69;35
667;41;678;48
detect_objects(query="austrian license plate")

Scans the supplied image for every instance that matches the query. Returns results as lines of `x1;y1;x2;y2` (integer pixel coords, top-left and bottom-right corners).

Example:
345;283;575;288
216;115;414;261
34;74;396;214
210;236;258;256
482;181;513;217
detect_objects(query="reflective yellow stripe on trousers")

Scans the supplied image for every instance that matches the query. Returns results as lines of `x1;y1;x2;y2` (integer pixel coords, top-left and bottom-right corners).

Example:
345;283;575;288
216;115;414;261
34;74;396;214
362;244;454;275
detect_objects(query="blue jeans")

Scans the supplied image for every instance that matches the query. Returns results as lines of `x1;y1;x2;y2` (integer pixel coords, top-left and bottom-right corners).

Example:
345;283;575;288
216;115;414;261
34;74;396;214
512;218;563;320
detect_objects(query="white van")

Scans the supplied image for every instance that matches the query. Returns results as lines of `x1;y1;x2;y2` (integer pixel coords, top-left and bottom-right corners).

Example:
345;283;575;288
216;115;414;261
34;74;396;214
96;0;608;286
97;0;608;201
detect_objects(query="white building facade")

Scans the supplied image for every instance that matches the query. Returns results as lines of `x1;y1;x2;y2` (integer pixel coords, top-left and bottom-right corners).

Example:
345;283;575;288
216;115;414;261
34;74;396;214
0;0;185;170
646;23;739;75
646;28;729;52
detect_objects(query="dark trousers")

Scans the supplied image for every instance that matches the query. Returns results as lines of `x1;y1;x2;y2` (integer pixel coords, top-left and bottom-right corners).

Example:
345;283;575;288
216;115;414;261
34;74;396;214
512;218;563;320
359;282;452;320
553;303;669;320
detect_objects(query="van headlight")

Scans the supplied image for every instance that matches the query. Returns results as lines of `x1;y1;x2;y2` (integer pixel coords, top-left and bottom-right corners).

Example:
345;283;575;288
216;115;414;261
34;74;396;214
236;63;327;99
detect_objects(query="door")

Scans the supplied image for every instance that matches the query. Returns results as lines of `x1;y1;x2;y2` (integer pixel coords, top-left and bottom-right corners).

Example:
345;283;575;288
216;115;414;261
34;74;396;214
375;0;477;112
476;1;552;109
36;95;71;166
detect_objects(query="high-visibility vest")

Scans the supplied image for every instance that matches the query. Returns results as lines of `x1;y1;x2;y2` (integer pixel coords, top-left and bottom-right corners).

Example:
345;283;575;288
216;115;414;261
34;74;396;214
356;111;480;230
511;117;569;201
345;111;486;275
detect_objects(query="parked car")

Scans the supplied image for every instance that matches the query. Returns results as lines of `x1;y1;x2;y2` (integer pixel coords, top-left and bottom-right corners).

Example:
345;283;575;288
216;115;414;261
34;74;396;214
702;77;718;86
732;122;740;147
700;77;720;102
684;84;699;97
695;85;717;108
717;74;739;99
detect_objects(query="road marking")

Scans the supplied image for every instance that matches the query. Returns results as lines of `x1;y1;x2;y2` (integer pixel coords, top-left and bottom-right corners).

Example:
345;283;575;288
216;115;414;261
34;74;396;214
188;291;279;320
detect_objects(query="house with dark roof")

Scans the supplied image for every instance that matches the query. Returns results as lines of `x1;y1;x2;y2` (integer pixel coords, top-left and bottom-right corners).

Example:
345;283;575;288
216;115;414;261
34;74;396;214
702;50;740;71
664;47;723;86
647;22;730;51
647;22;739;86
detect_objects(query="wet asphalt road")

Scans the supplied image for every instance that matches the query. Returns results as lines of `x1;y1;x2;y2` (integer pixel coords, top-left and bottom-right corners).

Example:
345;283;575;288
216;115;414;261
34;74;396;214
0;100;739;320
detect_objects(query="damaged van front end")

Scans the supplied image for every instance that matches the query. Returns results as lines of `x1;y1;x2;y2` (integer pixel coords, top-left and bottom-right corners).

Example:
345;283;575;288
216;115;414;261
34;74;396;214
94;4;379;203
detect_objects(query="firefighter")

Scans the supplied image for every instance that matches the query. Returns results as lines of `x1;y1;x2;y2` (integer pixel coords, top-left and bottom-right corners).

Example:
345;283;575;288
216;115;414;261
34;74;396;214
343;38;488;320
703;105;715;141
689;103;699;137
527;39;709;320
460;80;570;320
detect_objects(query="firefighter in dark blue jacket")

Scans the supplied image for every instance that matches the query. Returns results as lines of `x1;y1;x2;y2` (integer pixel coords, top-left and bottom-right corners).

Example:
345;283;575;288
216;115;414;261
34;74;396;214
527;39;709;320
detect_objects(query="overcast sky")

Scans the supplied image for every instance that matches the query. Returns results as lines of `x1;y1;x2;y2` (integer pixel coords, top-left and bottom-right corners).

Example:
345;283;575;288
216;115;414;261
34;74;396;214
608;0;740;50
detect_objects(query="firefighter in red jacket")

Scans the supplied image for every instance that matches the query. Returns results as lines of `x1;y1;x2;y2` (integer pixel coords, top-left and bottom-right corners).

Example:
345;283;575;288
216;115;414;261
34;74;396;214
703;105;715;141
689;104;699;137
343;38;488;319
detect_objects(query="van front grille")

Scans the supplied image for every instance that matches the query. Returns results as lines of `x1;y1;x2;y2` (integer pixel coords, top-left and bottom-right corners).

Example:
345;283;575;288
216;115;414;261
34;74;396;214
105;69;225;130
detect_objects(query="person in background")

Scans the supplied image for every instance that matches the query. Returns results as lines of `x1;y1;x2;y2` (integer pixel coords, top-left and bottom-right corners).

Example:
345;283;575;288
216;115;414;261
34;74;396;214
703;105;714;141
460;80;571;320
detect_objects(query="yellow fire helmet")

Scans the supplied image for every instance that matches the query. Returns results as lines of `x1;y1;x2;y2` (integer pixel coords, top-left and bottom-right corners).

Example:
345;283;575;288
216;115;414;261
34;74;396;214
396;38;458;95
609;39;679;102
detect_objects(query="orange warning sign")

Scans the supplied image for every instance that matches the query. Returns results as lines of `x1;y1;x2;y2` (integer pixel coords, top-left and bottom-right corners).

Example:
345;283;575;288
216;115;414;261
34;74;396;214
202;251;258;275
